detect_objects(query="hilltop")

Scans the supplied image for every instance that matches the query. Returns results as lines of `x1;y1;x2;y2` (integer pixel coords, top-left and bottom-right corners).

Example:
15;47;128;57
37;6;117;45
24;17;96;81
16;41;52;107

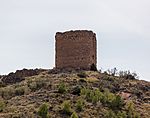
0;69;149;118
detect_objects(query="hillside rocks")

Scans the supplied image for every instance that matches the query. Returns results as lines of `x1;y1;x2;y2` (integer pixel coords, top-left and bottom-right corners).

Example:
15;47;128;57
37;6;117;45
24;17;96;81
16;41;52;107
1;69;45;84
0;70;149;118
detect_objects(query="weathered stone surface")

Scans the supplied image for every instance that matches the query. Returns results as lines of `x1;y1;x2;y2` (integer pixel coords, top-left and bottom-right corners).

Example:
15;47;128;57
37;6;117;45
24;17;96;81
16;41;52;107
55;30;97;70
1;69;45;84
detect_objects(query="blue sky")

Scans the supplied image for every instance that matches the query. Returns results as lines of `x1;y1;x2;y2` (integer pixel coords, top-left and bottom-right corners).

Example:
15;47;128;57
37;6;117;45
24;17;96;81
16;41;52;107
0;0;150;81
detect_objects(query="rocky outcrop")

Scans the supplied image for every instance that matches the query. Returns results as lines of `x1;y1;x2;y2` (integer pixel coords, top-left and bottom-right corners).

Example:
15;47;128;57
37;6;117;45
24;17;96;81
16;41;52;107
1;69;45;84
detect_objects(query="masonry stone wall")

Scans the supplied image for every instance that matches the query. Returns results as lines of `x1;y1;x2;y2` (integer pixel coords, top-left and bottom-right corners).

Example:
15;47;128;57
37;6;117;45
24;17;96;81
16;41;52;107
55;30;97;70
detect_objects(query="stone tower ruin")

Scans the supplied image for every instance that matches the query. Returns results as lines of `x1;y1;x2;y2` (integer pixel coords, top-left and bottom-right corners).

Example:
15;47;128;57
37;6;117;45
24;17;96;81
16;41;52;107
55;30;97;70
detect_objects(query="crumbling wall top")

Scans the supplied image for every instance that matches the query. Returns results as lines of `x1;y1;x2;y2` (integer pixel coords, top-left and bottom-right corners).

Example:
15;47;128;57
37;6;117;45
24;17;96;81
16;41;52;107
55;30;96;39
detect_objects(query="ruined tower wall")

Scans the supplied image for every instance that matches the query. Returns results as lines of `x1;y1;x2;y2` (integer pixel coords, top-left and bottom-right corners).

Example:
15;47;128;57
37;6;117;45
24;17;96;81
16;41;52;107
55;30;97;70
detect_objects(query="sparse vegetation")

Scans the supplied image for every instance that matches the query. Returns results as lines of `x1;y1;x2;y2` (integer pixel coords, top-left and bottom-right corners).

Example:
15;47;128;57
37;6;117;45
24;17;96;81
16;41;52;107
118;70;139;80
81;88;125;110
125;101;140;118
76;98;84;111
104;110;127;118
77;71;87;78
38;103;49;118
70;112;78;118
28;78;47;92
90;63;97;71
0;86;15;99
15;86;25;96
109;95;124;110
58;82;67;93
0;100;5;112
0;69;149;118
61;100;72;115
71;85;82;95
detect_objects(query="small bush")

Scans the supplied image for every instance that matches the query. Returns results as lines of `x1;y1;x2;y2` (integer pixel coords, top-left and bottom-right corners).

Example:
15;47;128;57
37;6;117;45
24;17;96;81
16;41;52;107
110;95;124;110
70;112;78;118
81;88;124;110
28;81;37;92
80;88;103;104
61;100;72;115
118;71;138;80
125;101;140;118
0;87;15;99
71;86;81;95
76;98;84;111
90;64;97;71
104;110;116;118
36;79;47;89
101;89;115;105
38;103;49;118
0;100;5;112
15;86;25;96
58;83;67;94
105;110;127;118
77;72;87;78
117;111;127;118
28;79;47;92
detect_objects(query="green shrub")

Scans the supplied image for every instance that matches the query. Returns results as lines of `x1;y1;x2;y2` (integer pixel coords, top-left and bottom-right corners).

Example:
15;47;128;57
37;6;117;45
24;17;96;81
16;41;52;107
117;111;127;118
104;110;116;118
77;72;87;78
71;86;82;95
92;89;104;104
110;95;124;110
0;87;15;99
125;101;140;118
36;79;47;89
28;81;37;91
0;100;5;112
61;100;72;115
70;112;78;118
80;88;92;101
105;110;127;118
81;88;125;110
76;98;84;111
118;71;138;80
90;63;97;71
15;86;25;96
80;88;104;104
38;103;49;118
28;79;47;92
58;83;67;94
